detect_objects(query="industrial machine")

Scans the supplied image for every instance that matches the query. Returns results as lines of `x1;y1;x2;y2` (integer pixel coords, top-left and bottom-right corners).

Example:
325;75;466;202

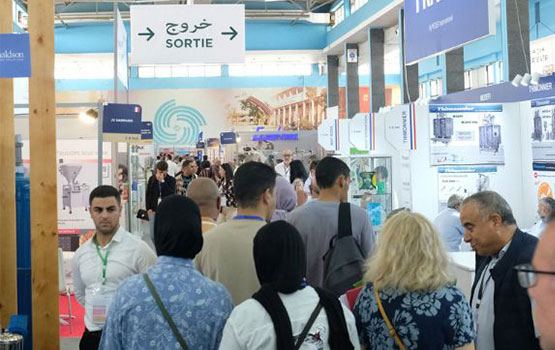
479;115;502;153
432;113;454;144
532;110;543;141
59;163;90;214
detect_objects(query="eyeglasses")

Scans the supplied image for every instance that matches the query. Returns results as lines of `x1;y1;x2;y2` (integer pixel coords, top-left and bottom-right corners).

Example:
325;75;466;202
514;264;555;288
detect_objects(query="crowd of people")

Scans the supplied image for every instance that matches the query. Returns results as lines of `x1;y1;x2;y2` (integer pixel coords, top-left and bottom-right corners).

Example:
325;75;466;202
71;151;555;350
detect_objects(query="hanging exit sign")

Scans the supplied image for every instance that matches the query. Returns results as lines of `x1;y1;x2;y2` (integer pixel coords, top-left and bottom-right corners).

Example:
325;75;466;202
130;4;245;65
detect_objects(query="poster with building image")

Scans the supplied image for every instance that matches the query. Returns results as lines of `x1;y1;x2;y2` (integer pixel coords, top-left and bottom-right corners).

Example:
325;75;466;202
437;166;497;211
429;104;505;165
530;97;555;162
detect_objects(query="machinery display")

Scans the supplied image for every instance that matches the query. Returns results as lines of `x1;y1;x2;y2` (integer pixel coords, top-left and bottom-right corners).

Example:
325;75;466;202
59;163;90;214
479;115;502;153
432;113;454;144
532;110;543;141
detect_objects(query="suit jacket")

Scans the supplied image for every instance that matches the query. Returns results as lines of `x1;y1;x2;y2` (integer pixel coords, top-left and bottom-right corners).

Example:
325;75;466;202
470;228;539;350
145;174;176;211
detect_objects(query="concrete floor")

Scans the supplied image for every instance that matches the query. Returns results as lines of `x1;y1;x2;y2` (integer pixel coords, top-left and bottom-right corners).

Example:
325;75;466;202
61;337;80;350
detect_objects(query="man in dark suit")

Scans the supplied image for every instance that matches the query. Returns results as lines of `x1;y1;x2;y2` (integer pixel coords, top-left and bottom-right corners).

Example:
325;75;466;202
460;191;539;350
146;160;176;242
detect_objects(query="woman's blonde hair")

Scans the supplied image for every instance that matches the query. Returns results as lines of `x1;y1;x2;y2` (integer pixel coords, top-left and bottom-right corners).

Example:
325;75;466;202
364;211;451;292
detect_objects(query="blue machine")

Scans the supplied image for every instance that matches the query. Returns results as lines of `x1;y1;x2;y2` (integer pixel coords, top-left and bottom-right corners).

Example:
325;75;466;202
16;172;32;350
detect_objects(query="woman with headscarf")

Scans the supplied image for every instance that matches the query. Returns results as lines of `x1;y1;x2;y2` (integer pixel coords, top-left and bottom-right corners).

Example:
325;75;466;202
100;195;233;350
219;221;360;350
271;175;297;222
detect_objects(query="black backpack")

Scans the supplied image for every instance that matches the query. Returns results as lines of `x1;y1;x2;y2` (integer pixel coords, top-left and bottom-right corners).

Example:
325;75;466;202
322;202;366;296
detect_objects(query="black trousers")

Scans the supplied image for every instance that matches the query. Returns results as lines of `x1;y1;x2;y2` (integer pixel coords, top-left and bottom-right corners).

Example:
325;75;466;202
79;329;102;350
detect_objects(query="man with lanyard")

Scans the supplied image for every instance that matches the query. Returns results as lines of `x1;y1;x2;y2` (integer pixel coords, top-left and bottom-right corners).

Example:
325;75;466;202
175;158;198;196
275;149;293;182
73;185;156;350
460;191;540;350
186;177;221;233
146;160;176;243
195;161;276;305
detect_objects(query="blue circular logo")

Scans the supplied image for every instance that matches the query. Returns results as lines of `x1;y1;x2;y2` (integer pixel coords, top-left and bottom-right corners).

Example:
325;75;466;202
153;100;206;145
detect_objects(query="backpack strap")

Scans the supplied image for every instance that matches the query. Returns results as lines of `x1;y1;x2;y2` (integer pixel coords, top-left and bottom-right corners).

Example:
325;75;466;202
314;287;354;350
374;287;407;350
294;302;323;350
338;202;353;239
143;274;189;350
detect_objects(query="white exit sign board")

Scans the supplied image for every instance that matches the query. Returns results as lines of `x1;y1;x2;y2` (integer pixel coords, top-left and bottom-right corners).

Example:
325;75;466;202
130;4;245;65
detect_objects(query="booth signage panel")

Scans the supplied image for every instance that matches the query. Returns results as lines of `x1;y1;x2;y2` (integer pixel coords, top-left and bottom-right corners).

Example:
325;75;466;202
530;97;555;162
533;162;555;200
404;0;495;64
141;121;153;141
103;104;143;142
220;132;237;144
385;104;417;151
130;4;245;64
429;104;505;165
437;166;497;210
318;119;339;151
116;9;129;89
348;113;375;152
0;33;31;78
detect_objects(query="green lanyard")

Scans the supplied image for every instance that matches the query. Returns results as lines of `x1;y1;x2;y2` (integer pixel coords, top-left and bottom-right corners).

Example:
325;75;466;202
94;237;110;285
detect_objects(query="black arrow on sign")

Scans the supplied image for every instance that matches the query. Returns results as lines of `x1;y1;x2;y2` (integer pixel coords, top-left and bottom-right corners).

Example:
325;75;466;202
138;27;155;41
221;26;238;41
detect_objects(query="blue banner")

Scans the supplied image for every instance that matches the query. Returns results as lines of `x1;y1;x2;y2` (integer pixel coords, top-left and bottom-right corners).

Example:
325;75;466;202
141;122;153;140
533;162;555;172
103;104;142;142
0;33;31;78
220;132;237;145
438;166;498;174
429;104;503;113
531;97;555;108
404;0;494;64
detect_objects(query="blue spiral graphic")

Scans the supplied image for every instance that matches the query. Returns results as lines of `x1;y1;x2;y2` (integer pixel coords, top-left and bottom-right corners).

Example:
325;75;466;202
153;100;207;145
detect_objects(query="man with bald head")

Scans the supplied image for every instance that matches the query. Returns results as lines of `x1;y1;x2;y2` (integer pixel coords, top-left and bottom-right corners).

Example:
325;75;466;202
518;225;555;350
186;178;221;233
275;149;293;182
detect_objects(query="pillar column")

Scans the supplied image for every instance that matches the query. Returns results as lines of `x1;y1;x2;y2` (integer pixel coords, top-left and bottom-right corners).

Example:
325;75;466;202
327;55;339;108
369;28;385;113
345;43;360;118
0;0;18;329
501;0;530;81
399;8;419;103
443;47;465;94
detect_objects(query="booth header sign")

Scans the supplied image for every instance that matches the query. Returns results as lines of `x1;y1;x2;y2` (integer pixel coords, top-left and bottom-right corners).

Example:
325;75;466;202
404;0;495;64
103;104;142;142
130;4;245;64
0;33;31;78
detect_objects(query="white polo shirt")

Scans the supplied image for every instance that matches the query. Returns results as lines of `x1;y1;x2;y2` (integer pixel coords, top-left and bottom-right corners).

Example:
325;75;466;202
72;226;156;331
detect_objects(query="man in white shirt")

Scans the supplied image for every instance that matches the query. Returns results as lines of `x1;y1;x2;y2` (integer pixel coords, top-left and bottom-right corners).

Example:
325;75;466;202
72;185;156;350
434;194;465;251
275;149;293;182
525;197;555;238
165;154;179;176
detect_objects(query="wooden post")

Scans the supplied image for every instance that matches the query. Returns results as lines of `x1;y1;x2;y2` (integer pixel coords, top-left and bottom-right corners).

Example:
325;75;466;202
0;0;18;329
28;0;60;348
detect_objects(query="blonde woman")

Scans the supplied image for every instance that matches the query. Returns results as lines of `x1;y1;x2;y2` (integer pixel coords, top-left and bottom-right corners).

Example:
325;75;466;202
353;212;475;350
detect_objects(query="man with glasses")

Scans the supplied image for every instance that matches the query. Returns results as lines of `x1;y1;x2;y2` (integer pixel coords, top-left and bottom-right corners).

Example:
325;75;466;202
516;227;555;350
460;191;540;350
275;149;293;183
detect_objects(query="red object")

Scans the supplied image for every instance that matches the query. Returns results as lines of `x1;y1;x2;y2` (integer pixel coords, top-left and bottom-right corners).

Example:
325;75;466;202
59;295;86;338
345;286;363;310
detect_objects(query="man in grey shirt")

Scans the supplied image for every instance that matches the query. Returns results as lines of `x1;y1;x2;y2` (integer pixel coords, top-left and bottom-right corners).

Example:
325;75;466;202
434;194;465;252
288;157;376;287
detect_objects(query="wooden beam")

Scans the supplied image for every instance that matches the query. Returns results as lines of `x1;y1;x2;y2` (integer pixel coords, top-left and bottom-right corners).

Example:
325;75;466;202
28;0;59;348
0;0;18;329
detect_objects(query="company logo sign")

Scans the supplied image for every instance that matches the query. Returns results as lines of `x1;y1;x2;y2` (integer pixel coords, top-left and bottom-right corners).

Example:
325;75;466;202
0;34;31;78
154;99;207;145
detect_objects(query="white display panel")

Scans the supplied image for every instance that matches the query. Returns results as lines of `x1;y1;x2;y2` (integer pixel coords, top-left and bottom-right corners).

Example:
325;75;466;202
437;166;497;211
429;104;505;165
530;97;555;162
